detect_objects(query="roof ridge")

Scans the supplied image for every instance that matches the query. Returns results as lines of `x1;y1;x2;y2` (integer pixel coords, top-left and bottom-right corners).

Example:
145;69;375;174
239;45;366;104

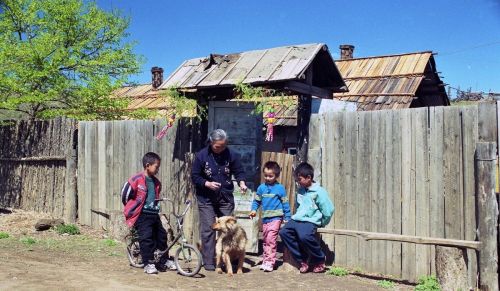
335;51;433;62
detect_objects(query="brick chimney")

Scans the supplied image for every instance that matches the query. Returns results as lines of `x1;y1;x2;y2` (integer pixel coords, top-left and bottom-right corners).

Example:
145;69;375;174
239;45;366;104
339;45;355;60
151;67;164;89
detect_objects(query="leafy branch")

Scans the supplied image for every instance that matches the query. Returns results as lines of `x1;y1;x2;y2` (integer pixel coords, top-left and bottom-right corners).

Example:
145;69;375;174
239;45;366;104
233;81;294;115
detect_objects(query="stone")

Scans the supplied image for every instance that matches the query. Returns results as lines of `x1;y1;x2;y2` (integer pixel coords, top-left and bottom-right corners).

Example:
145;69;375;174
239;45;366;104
35;218;64;231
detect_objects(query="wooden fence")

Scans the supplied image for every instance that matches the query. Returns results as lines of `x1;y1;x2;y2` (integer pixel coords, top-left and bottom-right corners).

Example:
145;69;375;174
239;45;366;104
0;118;77;220
309;104;498;285
76;118;198;234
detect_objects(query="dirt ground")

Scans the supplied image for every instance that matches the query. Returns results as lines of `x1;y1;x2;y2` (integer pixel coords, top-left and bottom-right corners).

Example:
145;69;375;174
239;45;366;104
0;210;414;291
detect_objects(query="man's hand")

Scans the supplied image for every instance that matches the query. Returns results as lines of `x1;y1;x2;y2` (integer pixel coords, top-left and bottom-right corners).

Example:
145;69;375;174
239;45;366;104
205;181;221;191
249;211;257;219
239;181;248;193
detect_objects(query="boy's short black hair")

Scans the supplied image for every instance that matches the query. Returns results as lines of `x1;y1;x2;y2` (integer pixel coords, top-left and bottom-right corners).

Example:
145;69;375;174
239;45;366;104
142;152;161;168
294;162;314;180
263;161;281;177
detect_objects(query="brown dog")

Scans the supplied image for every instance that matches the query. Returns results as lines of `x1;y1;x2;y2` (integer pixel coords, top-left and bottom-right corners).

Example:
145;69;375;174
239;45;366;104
211;216;247;276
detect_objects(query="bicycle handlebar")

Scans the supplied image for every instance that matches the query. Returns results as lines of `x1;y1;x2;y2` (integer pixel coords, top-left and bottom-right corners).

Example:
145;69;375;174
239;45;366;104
154;197;192;217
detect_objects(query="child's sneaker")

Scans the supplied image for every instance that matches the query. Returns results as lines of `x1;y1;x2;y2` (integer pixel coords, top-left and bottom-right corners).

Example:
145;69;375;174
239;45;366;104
312;262;326;273
144;264;158;274
299;262;310;273
259;263;265;270
262;263;274;272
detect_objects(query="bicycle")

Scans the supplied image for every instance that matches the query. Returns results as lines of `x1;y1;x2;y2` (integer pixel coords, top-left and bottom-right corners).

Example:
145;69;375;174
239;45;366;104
125;198;202;277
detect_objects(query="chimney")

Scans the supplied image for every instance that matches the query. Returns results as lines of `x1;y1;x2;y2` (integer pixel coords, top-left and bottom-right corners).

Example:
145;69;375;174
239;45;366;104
339;45;355;60
151;66;164;89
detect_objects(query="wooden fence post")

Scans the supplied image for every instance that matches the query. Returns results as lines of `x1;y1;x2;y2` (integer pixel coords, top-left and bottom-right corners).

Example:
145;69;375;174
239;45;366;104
64;125;78;223
475;142;499;291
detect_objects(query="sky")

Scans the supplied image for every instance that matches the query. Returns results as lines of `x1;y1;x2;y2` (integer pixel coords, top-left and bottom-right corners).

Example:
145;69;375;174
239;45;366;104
97;0;500;95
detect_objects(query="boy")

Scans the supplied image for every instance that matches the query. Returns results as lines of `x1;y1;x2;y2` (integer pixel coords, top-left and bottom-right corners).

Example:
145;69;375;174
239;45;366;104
249;161;291;272
121;152;175;274
279;162;334;273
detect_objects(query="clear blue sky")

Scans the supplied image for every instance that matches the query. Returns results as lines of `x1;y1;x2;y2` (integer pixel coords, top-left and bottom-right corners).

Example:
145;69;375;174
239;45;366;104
98;0;500;95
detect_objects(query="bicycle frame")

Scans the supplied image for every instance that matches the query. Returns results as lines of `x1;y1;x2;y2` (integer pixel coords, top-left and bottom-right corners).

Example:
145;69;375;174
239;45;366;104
154;198;192;255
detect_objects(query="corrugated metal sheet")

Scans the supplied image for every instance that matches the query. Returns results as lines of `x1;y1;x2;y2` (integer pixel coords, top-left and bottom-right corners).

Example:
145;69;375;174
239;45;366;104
333;52;433;110
160;43;341;89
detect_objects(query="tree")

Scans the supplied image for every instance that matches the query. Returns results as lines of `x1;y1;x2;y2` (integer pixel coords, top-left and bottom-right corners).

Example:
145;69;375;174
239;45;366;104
0;0;149;120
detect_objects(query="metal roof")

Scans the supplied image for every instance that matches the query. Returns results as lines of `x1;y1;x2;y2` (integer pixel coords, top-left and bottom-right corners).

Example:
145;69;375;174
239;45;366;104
159;43;345;91
333;52;447;110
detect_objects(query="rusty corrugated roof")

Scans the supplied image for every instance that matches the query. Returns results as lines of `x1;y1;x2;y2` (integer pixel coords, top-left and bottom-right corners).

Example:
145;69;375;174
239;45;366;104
333;51;435;110
160;43;345;90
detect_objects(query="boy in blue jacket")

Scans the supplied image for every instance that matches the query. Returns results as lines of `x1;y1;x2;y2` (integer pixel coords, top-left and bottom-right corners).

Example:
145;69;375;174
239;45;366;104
249;161;291;272
279;162;334;273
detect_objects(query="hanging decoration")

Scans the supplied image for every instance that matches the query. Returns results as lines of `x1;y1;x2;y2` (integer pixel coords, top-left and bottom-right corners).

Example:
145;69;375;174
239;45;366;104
155;114;176;140
265;108;276;142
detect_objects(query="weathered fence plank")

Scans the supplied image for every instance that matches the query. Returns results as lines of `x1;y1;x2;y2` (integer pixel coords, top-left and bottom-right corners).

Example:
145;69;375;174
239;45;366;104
475;142;499;291
401;109;416;281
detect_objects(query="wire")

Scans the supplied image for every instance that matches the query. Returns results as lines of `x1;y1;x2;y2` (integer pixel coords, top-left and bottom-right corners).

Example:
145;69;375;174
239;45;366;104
439;40;500;56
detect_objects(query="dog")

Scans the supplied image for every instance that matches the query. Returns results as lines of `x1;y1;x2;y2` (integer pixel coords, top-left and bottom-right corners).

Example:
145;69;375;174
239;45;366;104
211;216;247;276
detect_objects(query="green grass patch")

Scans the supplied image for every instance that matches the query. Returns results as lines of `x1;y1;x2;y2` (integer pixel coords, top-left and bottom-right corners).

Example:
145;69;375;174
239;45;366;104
415;275;441;291
55;224;80;235
326;266;349;277
378;280;395;289
0;232;9;239
103;238;117;247
20;237;36;245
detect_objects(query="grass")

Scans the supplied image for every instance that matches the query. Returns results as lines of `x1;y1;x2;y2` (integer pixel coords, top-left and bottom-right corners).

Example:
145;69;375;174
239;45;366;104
377;280;395;289
0;231;9;239
55;224;80;235
415;275;441;291
20;237;36;245
103;238;117;247
326;266;349;277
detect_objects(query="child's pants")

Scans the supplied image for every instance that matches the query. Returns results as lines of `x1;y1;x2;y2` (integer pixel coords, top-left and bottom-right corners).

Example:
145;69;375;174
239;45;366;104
135;212;168;265
279;219;325;265
262;219;282;266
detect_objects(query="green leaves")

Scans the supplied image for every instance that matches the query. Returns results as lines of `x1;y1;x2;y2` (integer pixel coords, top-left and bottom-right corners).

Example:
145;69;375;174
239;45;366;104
0;0;145;120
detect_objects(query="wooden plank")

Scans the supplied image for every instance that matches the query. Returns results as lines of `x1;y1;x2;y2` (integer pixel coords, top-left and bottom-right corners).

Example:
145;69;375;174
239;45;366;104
414;108;430;278
429;106;445;276
317;228;481;250
478;101;497;143
378;110;388;275
97;121;107;228
391;110;403;278
90;122;99;227
83;122;93;226
369;110;381;272
384;110;396;277
475;142;499;291
461;105;479;288
443;107;463;239
332;112;347;266
357;111;372;273
401;108;416;281
345;111;359;268
323;112;336;260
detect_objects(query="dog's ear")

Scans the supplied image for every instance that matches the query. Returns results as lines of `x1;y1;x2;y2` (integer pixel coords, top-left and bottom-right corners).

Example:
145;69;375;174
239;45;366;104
227;217;237;224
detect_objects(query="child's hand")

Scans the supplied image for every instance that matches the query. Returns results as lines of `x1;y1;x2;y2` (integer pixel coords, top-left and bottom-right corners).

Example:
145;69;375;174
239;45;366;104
249;211;257;219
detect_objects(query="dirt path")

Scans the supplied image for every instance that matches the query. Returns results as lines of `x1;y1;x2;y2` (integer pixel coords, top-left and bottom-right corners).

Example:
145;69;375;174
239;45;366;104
0;210;413;291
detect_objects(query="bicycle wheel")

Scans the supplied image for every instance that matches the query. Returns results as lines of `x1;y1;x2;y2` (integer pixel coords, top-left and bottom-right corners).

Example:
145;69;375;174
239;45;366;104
174;244;202;277
126;240;144;268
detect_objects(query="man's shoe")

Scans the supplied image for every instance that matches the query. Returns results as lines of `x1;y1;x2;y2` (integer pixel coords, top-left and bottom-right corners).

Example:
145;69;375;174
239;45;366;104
144;264;158;274
299;262;309;273
157;259;177;272
312;262;326;273
204;264;216;271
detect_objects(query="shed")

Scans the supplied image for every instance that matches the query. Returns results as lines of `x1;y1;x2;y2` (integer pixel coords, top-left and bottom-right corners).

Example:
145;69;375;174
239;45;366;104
333;46;450;110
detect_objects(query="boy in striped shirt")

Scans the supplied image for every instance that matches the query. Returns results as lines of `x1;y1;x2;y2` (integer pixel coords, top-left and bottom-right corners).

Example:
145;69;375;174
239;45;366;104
249;161;291;272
